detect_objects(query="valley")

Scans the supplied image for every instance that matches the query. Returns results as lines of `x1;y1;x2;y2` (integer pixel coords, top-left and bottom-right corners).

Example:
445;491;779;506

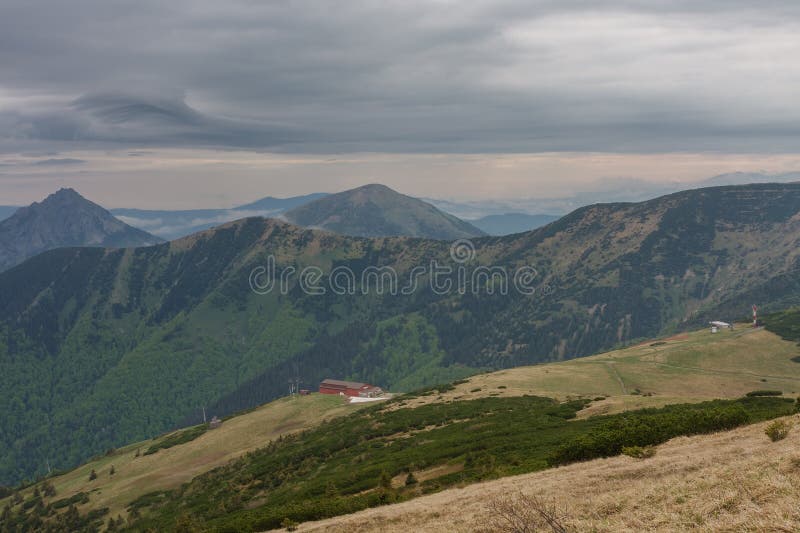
4;183;800;487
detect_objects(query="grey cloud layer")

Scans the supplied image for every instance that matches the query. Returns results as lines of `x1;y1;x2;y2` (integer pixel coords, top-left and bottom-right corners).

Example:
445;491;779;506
2;0;800;153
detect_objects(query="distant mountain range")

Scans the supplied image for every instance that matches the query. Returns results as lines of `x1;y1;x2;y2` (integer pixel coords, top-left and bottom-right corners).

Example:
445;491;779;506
468;213;560;235
0;188;162;272
234;192;328;211
283;183;486;239
111;193;329;239
3;183;800;483
701;171;800;187
4;172;798;239
426;171;800;219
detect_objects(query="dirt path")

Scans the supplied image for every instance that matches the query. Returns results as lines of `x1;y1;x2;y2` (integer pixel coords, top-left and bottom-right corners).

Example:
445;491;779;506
605;361;628;394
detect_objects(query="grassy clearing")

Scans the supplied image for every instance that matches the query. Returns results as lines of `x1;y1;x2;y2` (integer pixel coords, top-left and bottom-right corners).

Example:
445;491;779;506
397;326;800;416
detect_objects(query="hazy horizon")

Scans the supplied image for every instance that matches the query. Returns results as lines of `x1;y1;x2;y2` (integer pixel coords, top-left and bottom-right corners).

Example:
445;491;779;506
2;150;800;209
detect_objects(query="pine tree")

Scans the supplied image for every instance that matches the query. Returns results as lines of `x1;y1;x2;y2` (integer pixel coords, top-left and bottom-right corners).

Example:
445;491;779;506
379;470;392;490
42;481;56;497
324;481;338;498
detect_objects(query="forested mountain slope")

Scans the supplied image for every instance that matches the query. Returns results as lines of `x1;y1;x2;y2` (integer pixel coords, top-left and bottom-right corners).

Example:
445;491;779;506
3;183;800;483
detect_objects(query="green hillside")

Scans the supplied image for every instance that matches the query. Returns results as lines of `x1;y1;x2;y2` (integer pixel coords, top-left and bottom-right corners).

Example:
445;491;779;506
765;307;800;343
128;396;793;532
2;324;800;531
408;326;800;415
4;183;800;484
2;394;793;531
0;395;364;527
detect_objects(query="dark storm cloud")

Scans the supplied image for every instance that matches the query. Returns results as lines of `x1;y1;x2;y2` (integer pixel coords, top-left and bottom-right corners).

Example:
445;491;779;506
1;93;300;149
1;0;800;153
33;158;85;166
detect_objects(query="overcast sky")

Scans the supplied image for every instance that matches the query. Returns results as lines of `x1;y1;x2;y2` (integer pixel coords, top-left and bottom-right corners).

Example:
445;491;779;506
2;0;800;206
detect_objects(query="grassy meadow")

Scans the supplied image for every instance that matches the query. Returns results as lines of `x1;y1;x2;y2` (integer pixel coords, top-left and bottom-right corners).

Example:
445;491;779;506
400;326;800;416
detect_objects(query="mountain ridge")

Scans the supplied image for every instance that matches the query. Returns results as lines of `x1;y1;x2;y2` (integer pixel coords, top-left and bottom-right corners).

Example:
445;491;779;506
110;192;330;239
234;192;328;211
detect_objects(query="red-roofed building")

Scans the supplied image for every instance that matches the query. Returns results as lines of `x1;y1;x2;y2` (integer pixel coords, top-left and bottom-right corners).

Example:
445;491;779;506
319;379;383;398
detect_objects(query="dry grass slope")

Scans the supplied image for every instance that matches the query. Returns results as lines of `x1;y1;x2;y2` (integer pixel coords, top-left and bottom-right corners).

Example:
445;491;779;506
296;413;800;532
1;394;360;520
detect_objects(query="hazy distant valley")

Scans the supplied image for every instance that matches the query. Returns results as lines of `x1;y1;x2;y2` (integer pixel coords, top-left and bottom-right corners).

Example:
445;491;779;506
6;171;796;242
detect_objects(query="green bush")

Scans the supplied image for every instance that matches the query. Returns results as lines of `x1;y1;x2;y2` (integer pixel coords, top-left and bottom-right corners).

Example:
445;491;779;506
51;492;89;509
280;517;299;531
765;420;791;442
549;401;760;465
40;481;57;498
144;425;208;455
746;390;783;397
622;445;656;459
